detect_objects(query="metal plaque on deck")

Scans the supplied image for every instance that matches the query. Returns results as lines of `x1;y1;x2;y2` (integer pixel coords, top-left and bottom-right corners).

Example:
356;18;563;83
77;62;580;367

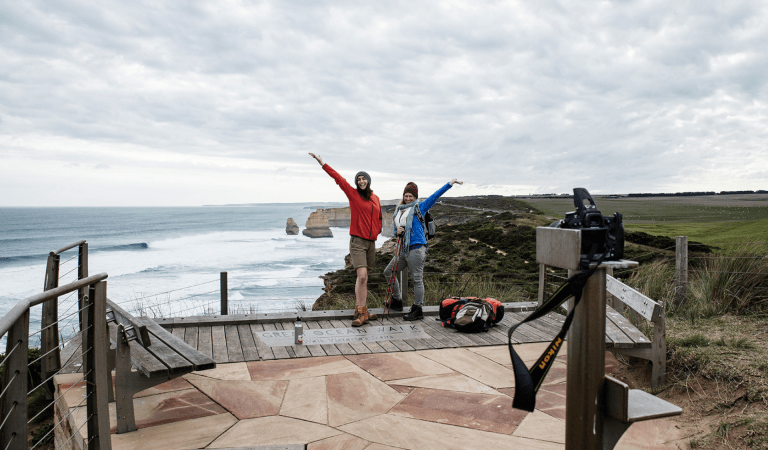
255;323;430;347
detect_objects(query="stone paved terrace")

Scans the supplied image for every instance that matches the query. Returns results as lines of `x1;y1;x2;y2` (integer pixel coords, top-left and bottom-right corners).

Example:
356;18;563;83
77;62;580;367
52;306;686;450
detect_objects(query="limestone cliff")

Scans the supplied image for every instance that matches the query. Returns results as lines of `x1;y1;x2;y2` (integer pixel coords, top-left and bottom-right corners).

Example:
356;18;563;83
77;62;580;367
286;218;299;235
317;207;350;227
302;211;333;238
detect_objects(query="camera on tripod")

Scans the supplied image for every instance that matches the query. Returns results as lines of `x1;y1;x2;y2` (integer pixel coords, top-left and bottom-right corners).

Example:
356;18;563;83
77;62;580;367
550;188;625;269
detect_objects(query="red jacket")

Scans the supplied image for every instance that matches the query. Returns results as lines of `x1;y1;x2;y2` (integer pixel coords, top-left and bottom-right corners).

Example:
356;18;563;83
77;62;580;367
323;164;382;240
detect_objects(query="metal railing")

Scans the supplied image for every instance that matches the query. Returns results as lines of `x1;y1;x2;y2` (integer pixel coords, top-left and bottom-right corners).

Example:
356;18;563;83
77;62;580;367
0;240;111;450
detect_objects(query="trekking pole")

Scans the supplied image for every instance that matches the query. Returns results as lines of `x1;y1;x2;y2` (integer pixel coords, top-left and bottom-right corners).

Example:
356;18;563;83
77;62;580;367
382;236;404;321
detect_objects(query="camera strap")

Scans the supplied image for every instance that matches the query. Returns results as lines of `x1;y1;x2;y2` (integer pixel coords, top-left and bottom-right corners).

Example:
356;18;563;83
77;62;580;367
507;248;604;412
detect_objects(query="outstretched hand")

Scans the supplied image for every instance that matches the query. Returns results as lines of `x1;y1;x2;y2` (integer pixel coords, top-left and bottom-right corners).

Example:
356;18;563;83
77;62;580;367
450;179;464;185
309;153;324;166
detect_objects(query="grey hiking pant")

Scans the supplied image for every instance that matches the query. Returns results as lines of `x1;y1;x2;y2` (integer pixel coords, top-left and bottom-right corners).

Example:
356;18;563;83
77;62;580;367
383;245;427;307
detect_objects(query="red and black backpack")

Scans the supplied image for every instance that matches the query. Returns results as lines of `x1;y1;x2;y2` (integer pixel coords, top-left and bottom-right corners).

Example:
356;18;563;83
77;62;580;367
439;297;505;333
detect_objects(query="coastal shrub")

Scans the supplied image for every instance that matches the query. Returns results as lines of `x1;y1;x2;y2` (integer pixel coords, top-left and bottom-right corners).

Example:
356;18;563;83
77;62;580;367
423;274;528;305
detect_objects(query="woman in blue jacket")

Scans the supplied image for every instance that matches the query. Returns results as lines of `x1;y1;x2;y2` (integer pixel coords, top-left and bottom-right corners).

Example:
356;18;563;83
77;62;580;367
384;179;463;320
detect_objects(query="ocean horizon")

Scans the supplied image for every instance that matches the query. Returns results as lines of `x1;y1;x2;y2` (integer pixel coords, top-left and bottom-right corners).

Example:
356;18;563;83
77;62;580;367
0;205;387;346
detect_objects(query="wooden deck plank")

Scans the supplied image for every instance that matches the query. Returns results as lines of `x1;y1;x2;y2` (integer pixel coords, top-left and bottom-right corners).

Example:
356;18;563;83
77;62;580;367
197;326;213;360
416;318;459;349
138;318;215;371
262;323;291;359
305;321;342;357
225;325;246;362
389;317;436;350
183;326;199;350
249;323;275;361
278;322;313;358
237;324;260;361
324;320;358;355
211;326;229;363
171;327;185;340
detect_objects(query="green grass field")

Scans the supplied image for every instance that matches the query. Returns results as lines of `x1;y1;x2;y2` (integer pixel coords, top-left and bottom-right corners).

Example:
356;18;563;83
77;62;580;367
522;194;768;249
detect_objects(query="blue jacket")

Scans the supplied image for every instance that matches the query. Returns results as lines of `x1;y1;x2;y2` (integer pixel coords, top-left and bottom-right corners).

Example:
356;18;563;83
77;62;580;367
393;183;452;253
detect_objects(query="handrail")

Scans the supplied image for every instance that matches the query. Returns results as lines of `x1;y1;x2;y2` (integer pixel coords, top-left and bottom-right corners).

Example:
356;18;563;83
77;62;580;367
51;239;87;255
0;273;108;338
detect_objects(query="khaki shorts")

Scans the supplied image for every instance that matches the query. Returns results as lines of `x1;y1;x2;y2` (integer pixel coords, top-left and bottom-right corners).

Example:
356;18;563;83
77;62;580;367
349;235;376;271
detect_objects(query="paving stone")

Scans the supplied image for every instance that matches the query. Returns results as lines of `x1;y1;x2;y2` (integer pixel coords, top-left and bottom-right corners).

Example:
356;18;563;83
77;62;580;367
189;362;251;380
208;415;342;448
615;418;687;450
512;409;565;444
280;376;328;424
186;377;288;419
306;433;370;450
110;413;237;450
419;348;516;389
339;413;564;450
326;370;405;427
345;351;454;381
71;388;227;433
388;372;502;396
390;387;528;434
247;355;362;380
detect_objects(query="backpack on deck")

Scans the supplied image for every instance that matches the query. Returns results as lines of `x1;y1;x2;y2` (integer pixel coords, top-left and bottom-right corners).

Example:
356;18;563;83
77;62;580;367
439;297;505;333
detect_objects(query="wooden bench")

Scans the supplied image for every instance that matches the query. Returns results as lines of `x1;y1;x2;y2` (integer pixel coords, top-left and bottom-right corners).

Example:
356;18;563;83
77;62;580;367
539;264;666;387
106;299;216;433
604;273;666;388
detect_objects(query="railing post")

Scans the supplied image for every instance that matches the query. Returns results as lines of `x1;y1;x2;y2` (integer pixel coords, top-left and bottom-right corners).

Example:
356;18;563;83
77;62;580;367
0;309;29;450
675;236;688;308
85;282;112;450
78;243;89;329
42;253;61;400
538;263;546;306
220;272;228;315
566;266;608;450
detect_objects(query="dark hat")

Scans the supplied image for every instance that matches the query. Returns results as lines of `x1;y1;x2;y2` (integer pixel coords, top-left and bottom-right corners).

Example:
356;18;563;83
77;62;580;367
403;182;418;198
355;171;371;188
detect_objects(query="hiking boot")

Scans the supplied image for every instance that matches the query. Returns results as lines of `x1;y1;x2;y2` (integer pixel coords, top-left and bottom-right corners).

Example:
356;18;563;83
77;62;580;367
403;304;423;321
384;297;403;312
352;306;372;327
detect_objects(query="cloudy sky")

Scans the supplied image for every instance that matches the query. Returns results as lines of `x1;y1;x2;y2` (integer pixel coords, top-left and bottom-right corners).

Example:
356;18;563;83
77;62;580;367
1;0;767;206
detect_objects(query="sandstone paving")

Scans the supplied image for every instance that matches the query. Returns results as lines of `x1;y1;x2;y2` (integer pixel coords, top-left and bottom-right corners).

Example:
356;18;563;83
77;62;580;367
70;388;227;433
390;387;528;434
306;432;371;450
188;361;252;380
339;413;564;450
614;418;687;450
345;351;454;381
468;341;568;365
326;370;405;427
247;354;362;380
279;376;328;424
512;409;566;444
109;413;237;450
419;348;517;389
208;415;342;448
387;372;503;396
186;377;288;420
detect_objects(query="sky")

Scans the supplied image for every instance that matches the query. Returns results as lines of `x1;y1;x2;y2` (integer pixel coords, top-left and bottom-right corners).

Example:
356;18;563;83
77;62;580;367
1;0;767;206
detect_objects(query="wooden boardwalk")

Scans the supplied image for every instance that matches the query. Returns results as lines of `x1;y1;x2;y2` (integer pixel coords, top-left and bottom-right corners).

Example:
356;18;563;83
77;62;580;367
148;301;651;364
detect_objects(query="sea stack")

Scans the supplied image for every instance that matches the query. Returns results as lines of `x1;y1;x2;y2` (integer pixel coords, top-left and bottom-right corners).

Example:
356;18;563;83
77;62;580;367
286;218;299;235
302;211;333;238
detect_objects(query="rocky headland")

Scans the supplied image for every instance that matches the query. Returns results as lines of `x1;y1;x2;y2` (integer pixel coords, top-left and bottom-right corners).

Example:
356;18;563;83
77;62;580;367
302;211;333;238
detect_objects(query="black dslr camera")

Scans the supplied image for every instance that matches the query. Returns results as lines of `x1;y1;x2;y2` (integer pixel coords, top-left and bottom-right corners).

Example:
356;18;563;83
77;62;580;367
550;188;624;269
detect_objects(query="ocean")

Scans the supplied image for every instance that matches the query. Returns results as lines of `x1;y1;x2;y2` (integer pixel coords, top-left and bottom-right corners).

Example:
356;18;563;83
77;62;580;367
0;205;386;345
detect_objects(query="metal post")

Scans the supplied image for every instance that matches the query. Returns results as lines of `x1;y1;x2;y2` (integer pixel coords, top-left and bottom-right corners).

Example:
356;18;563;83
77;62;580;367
86;282;112;450
220;272;228;315
78;243;89;329
41;253;61;400
566;266;607;450
538;263;546;306
675;236;688;308
0;310;29;450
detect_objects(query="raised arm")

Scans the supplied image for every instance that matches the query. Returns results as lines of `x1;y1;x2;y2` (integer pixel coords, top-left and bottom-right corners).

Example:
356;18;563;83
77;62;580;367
309;153;324;166
420;179;463;212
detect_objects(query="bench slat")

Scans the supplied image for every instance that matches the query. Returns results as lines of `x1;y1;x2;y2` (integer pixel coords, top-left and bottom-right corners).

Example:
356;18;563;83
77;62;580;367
605;306;651;348
107;322;168;378
604;311;634;349
137;318;216;371
606;276;661;323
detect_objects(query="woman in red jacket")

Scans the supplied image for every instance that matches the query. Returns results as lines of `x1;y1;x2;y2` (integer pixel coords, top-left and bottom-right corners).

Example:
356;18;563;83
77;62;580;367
310;153;383;326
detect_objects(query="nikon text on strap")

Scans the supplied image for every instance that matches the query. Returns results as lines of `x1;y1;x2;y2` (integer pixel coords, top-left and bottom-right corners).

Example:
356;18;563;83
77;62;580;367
507;251;604;412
